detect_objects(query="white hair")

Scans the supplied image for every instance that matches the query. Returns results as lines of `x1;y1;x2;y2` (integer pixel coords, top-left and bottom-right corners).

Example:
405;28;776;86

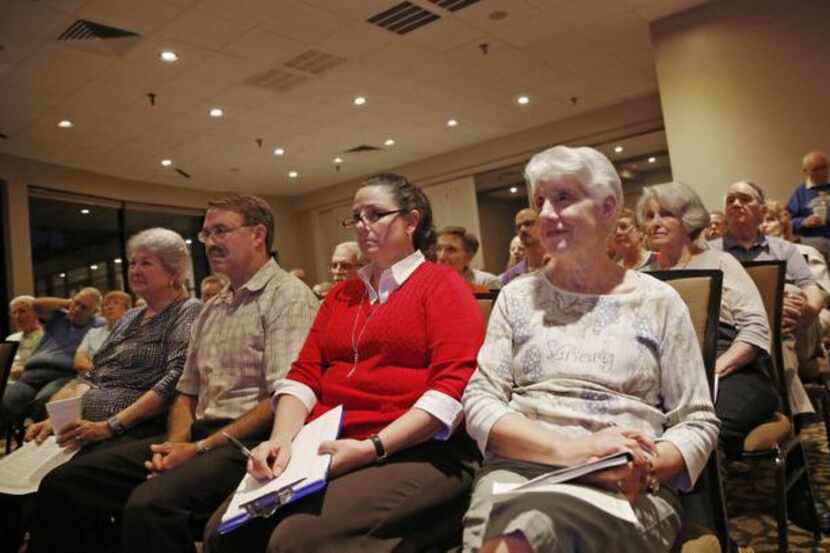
332;241;363;264
9;295;35;309
76;287;103;308
636;181;710;240
524;145;623;215
127;228;192;287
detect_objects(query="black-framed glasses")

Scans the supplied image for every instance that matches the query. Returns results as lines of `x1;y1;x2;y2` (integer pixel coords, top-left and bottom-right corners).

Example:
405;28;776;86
197;224;254;243
340;209;406;229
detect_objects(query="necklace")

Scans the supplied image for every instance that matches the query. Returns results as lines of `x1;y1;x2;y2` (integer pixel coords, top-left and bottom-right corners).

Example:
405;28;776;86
348;291;382;378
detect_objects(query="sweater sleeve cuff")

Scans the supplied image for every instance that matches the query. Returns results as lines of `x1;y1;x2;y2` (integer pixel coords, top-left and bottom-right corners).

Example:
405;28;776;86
272;379;316;414
413;390;463;441
466;405;513;455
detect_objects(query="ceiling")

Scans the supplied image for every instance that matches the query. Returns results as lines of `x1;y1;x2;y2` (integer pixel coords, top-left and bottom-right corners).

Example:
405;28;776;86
0;0;709;197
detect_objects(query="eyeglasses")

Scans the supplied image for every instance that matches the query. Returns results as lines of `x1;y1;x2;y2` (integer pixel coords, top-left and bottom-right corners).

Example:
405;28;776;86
197;224;254;243
340;209;406;229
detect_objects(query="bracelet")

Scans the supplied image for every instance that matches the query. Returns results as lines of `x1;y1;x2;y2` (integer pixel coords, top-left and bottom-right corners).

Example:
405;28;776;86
646;459;660;494
369;434;388;464
196;439;212;455
107;416;126;436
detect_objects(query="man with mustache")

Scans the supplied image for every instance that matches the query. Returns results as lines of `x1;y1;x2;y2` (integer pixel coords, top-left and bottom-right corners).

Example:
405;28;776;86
28;195;319;553
501;208;547;285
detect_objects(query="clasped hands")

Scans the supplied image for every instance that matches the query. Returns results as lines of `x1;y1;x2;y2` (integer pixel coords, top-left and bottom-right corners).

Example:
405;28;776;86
25;418;112;450
246;437;375;482
782;288;808;337
569;426;658;504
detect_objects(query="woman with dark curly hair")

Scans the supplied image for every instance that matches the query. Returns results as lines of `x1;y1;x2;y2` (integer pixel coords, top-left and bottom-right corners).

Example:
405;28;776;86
204;173;486;553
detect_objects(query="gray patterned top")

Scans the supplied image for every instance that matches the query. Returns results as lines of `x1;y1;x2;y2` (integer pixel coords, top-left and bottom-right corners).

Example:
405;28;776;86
81;297;203;421
463;270;719;491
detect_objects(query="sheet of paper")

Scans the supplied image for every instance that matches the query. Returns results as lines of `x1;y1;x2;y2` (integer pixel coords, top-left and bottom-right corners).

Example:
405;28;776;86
0;437;78;495
45;395;82;433
492;481;640;525
222;405;343;523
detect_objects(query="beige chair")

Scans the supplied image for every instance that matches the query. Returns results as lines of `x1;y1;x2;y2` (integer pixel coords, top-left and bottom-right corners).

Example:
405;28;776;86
739;260;822;553
649;269;730;553
474;291;499;324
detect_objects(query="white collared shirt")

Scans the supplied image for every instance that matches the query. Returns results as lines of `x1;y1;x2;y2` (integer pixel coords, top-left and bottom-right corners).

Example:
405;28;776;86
357;250;425;304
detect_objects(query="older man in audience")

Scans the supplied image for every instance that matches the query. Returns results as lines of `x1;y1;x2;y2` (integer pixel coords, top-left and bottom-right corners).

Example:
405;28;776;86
501;208;546;285
312;241;363;297
199;273;229;303
27;195;319;553
73;290;132;374
5;296;44;381
787;151;830;258
710;180;824;415
436;226;500;291
1;288;103;428
704;209;726;240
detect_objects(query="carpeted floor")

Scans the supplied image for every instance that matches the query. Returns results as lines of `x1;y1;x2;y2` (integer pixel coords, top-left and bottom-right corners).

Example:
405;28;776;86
726;421;830;552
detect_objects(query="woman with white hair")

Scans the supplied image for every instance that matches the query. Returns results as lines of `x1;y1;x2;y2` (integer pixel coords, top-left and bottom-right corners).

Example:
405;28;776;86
462;147;718;552
638;181;778;456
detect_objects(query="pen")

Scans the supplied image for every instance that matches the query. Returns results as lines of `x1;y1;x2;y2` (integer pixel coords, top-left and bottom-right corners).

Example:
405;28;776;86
222;431;253;459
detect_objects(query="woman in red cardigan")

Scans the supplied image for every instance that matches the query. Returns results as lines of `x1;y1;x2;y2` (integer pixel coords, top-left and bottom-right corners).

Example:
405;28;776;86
204;173;486;553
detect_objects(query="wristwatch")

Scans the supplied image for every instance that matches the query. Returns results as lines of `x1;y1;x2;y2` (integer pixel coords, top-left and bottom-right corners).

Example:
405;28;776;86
369;434;388;464
196;439;212;455
107;416;126;436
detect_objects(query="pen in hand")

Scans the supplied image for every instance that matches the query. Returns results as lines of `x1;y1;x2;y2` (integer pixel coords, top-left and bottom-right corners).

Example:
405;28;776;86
222;431;253;459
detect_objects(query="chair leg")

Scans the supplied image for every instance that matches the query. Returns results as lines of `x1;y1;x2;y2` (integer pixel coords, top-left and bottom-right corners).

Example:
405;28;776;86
775;452;789;553
787;444;823;544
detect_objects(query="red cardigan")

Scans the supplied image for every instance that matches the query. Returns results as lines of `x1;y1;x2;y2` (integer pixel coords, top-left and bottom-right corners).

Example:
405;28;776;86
287;262;485;439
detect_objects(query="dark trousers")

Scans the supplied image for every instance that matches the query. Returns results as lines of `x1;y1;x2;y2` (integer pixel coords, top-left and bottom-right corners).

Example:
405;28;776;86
203;434;480;553
26;418;262;553
0;420;165;553
0;369;74;428
716;370;780;456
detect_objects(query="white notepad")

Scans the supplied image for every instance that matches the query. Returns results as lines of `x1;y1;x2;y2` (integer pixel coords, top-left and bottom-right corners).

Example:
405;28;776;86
219;405;344;533
0;437;78;495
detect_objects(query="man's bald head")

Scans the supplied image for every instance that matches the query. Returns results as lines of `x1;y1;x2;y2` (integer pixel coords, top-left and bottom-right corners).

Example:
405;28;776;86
803;151;829;186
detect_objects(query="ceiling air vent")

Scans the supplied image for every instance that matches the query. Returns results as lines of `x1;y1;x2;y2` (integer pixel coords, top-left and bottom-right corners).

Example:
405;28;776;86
367;2;440;35
245;68;309;93
57;19;141;57
344;144;383;153
284;49;346;76
428;0;480;12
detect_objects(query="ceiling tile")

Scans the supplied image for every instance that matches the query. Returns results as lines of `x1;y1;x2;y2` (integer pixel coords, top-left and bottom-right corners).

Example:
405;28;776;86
158;9;257;51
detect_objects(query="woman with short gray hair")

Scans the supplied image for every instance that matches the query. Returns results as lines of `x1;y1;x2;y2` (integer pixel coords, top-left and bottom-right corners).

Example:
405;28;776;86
462;147;718;553
638;181;777;459
127;227;192;289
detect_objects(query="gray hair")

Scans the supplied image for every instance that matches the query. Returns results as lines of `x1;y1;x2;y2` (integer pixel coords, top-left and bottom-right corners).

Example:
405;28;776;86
76;287;103;308
127;228;192;287
524;145;623;216
332;241;363;264
201;273;230;289
636;181;710;240
9;295;35;309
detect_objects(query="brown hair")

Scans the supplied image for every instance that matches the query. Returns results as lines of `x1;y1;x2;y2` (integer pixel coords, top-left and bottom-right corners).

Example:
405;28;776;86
359;173;436;255
437;226;480;255
208;195;274;253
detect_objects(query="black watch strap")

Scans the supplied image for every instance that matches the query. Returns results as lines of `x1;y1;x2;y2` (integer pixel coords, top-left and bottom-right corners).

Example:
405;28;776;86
369;434;388;464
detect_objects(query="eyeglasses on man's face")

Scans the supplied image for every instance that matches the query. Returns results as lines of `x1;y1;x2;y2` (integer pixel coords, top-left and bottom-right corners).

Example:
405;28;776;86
197;224;254;243
340;209;406;229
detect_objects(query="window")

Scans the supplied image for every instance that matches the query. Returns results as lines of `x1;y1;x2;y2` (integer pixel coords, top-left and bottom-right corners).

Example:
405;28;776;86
28;189;209;300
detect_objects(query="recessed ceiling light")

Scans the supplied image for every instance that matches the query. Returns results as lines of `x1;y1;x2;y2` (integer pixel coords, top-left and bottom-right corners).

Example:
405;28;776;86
273;147;285;156
161;159;172;167
59;273;66;278
288;170;299;178
447;119;459;127
384;138;396;147
114;258;122;264
614;146;624;153
510;186;518;194
185;238;192;245
353;96;367;106
517;95;530;105
90;264;99;270
333;157;343;164
648;156;657;163
160;50;179;63
209;108;224;118
80;208;90;215
58;120;73;128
